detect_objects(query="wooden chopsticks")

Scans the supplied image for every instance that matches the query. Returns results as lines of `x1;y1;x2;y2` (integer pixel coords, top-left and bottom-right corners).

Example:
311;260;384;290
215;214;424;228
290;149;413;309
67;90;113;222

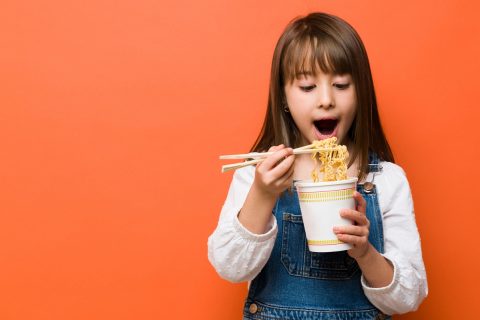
220;144;338;173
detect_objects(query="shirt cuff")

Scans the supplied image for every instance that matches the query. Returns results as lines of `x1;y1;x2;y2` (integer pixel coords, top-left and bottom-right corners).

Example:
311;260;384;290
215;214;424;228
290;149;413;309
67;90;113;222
361;254;398;294
232;210;277;242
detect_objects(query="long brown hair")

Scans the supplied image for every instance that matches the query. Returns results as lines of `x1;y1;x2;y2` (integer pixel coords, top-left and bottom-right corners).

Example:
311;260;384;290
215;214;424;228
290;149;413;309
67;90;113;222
251;12;394;179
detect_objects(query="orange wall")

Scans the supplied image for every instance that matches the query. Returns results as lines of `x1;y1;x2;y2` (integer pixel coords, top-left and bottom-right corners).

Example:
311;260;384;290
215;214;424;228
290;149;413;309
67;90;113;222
1;1;479;319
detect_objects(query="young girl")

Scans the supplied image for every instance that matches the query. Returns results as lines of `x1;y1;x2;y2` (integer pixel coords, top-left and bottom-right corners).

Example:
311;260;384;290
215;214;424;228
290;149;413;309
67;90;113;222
208;12;427;320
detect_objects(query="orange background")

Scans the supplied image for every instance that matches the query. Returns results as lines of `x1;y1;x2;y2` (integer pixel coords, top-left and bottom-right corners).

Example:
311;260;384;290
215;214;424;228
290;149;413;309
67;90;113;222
1;0;479;319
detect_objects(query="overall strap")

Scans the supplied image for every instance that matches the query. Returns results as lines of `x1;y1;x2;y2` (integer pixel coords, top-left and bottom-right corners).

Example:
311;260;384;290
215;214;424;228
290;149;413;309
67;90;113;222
358;152;385;253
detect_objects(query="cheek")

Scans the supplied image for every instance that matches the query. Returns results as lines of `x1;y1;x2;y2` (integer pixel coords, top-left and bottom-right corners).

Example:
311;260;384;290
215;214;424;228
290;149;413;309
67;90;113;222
289;110;306;127
286;92;303;106
287;100;310;118
338;95;357;119
346;102;357;118
344;108;356;128
343;109;357;136
337;103;357;131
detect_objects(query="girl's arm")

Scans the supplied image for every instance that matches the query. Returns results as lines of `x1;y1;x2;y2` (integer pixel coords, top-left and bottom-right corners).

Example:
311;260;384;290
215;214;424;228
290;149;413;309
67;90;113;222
333;192;394;288
238;145;295;233
208;145;295;282
336;162;428;315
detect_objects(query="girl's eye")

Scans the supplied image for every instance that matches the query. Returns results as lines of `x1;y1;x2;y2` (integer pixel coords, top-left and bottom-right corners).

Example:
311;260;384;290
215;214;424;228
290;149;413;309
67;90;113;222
333;83;350;90
300;85;316;92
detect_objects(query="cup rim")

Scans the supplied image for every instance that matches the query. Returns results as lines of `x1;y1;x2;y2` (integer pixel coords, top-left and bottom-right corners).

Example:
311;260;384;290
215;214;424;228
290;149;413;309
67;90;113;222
294;177;358;187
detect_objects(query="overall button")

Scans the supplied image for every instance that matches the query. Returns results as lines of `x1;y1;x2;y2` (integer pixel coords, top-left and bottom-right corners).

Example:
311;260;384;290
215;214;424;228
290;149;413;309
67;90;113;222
363;182;374;193
249;303;258;314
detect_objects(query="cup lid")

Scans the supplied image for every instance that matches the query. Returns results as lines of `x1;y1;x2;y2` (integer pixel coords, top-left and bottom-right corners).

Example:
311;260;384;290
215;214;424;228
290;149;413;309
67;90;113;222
294;177;358;187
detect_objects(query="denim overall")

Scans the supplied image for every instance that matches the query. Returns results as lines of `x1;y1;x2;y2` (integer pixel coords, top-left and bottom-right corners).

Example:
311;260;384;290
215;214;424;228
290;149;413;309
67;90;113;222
243;154;391;320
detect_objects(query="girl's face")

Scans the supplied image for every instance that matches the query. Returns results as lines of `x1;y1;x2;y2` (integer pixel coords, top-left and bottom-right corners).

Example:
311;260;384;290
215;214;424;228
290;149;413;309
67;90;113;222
284;71;357;146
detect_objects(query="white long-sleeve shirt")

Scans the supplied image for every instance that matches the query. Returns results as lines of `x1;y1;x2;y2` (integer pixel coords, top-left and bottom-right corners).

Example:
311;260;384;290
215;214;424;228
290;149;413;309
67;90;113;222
208;162;428;315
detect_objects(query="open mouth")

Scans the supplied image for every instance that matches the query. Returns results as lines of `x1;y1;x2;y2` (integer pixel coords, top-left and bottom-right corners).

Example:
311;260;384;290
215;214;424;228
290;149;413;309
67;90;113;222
314;119;338;136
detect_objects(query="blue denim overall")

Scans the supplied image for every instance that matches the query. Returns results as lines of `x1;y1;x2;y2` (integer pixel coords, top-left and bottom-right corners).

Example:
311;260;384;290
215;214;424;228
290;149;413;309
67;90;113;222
243;154;391;320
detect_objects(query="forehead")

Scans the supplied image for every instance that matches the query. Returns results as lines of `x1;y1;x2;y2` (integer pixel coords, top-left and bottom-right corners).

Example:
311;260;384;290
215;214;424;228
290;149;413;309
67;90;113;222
282;34;352;83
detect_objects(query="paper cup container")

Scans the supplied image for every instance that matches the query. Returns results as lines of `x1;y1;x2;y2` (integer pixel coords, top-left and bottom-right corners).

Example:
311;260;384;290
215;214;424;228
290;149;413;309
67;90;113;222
295;177;358;252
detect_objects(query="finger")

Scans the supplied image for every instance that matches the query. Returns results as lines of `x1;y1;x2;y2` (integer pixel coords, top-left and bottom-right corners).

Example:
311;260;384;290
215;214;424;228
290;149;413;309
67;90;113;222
260;147;293;171
257;146;286;174
270;153;295;179
276;159;295;186
353;191;367;213
336;233;368;247
282;160;295;180
268;144;284;152
340;209;369;226
333;225;368;237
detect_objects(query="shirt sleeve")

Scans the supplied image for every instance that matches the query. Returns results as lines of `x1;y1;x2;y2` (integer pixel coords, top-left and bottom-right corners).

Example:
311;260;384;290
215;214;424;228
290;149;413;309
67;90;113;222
361;162;428;314
207;166;278;283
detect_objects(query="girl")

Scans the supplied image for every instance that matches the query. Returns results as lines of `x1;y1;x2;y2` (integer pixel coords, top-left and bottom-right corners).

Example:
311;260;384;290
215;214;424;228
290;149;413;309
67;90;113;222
208;12;427;320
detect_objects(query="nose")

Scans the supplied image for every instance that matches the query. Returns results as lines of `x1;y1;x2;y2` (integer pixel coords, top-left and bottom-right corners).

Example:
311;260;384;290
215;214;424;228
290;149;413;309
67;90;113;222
317;83;334;109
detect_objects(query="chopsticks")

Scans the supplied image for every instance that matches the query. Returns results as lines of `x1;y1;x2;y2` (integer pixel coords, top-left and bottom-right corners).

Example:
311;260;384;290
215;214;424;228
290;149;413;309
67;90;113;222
220;145;338;173
221;158;264;173
220;148;337;160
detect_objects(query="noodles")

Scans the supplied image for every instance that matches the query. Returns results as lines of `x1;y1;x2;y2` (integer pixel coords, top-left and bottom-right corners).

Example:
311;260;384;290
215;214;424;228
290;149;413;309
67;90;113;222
310;137;349;182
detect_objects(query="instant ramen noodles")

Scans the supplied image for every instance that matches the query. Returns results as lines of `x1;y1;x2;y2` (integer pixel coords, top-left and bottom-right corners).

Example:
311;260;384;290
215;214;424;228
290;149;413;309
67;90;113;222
310;137;348;182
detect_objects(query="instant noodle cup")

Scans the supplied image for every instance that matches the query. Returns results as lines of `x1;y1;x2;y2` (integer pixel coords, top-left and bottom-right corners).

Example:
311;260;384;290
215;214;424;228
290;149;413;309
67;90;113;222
295;177;358;252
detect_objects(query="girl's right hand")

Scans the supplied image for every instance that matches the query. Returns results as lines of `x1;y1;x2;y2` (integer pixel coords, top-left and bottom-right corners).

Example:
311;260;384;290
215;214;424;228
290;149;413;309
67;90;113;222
253;144;295;197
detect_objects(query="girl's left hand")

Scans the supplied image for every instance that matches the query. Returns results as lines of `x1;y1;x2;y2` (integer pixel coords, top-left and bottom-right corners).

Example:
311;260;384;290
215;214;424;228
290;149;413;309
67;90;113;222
333;191;372;260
